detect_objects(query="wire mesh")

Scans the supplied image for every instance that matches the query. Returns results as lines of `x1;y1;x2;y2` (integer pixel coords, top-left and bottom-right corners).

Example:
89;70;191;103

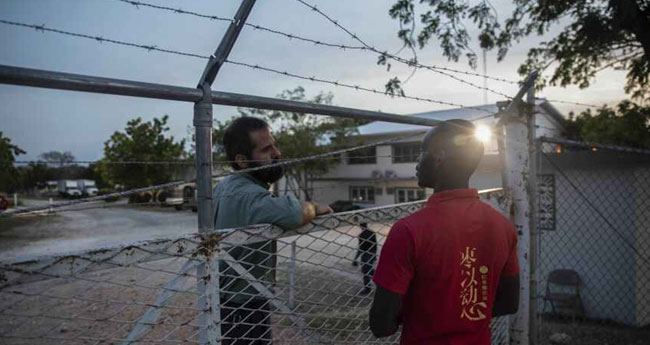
1;189;511;344
535;138;650;344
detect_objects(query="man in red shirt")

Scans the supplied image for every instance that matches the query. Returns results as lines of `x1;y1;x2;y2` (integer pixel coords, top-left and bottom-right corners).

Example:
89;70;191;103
370;119;520;344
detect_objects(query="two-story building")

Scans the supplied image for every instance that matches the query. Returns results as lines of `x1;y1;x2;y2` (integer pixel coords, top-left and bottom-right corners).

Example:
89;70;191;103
299;100;565;207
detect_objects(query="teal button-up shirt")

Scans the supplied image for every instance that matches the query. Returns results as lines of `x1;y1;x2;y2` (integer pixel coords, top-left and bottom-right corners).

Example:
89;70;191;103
213;173;303;304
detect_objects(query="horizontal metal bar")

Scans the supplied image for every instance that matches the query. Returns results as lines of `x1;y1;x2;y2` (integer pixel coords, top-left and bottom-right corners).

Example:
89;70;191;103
0;188;507;272
0;64;203;102
539;137;650;155
0;64;443;127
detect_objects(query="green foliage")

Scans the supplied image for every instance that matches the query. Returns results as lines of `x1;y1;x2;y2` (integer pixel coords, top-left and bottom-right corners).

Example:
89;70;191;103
214;87;368;199
16;162;51;191
565;100;650;148
100;115;186;189
0;132;26;193
388;0;650;101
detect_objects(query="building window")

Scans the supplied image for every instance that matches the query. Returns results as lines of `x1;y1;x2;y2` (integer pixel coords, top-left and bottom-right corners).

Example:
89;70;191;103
347;146;376;164
394;188;426;203
392;142;421;163
350;186;375;203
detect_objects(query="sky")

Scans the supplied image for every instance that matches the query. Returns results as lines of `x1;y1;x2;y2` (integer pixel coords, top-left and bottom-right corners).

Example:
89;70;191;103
0;0;630;162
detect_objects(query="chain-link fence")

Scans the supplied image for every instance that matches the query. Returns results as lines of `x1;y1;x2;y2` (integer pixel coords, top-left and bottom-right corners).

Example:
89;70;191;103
1;189;511;345
535;138;650;344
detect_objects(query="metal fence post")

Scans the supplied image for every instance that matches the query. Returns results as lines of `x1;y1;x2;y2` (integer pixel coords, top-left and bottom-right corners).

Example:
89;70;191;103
527;85;539;345
500;71;538;345
195;1;257;343
194;82;218;344
504;108;531;345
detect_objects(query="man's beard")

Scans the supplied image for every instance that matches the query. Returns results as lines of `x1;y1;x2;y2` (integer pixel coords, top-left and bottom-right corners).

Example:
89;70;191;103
248;160;284;184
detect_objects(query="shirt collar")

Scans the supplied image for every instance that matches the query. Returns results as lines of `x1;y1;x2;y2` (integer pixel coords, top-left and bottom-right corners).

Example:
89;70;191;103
241;172;271;190
426;188;479;206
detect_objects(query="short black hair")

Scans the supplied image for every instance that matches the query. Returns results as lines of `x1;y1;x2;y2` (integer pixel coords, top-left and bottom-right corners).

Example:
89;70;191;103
423;119;484;177
223;117;269;170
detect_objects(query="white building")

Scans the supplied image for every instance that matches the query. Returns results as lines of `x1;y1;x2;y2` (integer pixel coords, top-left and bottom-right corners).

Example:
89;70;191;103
303;100;566;207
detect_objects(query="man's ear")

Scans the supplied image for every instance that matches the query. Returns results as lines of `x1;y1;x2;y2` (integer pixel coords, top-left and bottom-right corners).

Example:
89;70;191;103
432;149;446;166
234;154;249;169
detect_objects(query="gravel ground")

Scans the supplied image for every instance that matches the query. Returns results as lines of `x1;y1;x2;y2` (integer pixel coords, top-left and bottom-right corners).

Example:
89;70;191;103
539;316;650;345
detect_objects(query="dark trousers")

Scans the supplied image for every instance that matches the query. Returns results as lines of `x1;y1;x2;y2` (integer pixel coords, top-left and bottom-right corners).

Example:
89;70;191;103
220;299;271;345
360;252;376;289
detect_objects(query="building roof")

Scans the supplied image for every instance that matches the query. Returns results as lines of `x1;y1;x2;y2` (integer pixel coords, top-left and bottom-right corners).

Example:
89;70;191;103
357;100;565;136
358;104;498;135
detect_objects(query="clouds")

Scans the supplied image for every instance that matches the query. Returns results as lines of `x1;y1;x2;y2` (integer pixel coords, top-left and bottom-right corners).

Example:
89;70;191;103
0;0;627;161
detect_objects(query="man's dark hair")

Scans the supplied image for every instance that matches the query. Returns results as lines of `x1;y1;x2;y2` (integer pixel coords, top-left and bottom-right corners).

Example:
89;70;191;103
423;119;484;179
223;117;269;170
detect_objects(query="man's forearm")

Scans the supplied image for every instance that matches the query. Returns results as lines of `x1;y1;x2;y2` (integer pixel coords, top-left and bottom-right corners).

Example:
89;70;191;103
492;275;520;316
369;286;402;338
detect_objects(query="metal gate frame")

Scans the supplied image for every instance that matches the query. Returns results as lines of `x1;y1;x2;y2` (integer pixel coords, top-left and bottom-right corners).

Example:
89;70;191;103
0;1;540;343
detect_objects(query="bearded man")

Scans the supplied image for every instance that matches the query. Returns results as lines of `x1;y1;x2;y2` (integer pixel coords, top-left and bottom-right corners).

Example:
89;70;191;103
213;117;332;345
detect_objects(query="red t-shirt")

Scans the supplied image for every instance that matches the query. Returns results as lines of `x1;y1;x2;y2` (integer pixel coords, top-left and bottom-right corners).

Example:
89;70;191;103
373;189;519;345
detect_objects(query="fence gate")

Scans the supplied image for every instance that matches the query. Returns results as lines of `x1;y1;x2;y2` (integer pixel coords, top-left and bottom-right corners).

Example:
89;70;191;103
0;189;513;344
535;138;650;344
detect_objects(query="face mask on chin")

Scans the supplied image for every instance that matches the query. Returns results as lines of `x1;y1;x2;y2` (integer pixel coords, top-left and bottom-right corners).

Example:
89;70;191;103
248;160;284;184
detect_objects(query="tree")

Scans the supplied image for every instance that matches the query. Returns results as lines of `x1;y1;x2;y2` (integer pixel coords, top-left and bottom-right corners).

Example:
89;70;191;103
100;115;186;190
40;151;75;167
564;100;650;148
15;162;51;192
0;132;26;193
386;0;650;102
214;87;368;201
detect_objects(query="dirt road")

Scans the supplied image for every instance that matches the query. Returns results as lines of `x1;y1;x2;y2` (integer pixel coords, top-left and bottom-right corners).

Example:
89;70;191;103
0;200;196;262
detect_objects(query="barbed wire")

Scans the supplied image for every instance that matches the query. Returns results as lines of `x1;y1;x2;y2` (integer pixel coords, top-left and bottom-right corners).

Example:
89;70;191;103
115;0;234;22
112;0;517;91
224;60;494;113
113;0;516;100
0;19;209;59
2;14;603;111
114;0;367;51
13;153;427;166
541;98;602;108
2;18;598;111
11;200;188;216
0;19;493;112
1;132;425;217
293;0;518;85
293;0;518;98
294;0;610;109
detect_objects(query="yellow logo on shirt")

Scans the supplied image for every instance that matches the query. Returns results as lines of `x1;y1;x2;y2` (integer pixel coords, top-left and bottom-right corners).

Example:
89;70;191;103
460;247;488;321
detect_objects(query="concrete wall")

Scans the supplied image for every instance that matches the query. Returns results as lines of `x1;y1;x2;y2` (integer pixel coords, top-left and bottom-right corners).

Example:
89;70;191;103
539;153;650;326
